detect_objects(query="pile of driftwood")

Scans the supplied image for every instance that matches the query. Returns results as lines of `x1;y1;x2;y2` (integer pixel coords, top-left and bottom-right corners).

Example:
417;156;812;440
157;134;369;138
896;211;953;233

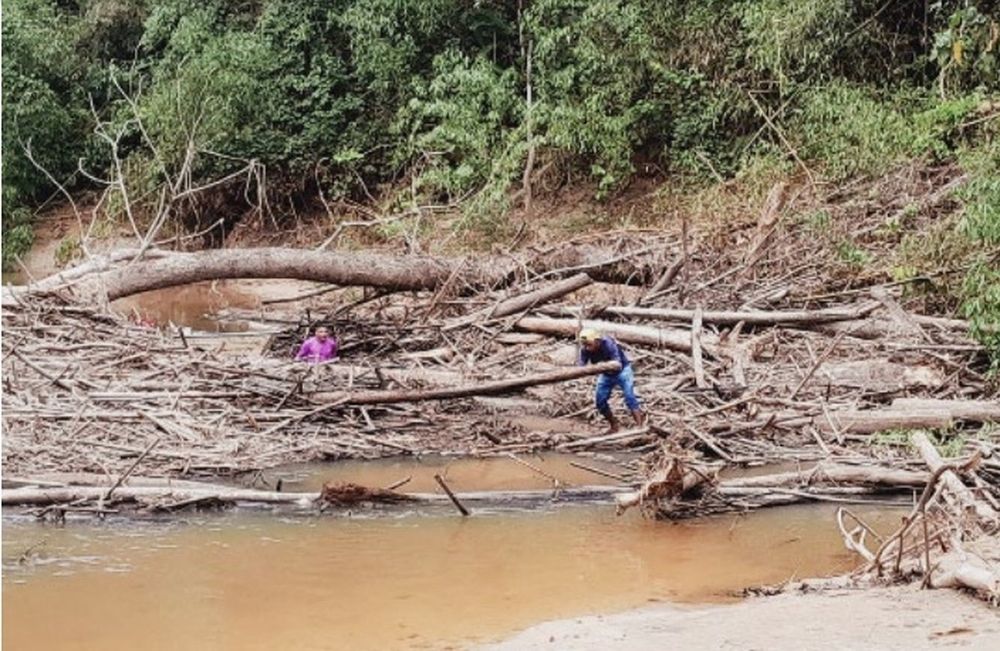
835;431;1000;604
0;290;634;483
2;223;997;518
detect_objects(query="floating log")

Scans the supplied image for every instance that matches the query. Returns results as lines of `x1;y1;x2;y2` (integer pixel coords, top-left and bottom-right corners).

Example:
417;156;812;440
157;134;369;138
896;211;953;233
0;484;630;508
319;481;416;506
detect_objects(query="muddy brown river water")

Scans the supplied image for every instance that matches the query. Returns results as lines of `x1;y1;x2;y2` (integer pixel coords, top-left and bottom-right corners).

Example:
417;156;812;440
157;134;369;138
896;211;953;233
3;457;905;651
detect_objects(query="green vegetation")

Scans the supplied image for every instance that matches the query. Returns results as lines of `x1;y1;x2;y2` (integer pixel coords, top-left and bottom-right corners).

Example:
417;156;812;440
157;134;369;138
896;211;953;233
2;1;998;357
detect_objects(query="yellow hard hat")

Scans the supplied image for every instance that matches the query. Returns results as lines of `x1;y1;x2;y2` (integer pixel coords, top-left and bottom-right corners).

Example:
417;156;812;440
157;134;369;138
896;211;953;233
578;328;601;342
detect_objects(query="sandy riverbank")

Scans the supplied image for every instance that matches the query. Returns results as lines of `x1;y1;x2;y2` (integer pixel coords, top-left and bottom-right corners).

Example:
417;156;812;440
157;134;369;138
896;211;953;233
481;586;1000;650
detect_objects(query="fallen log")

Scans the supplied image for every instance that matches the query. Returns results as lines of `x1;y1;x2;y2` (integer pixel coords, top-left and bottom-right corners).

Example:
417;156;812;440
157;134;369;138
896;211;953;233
804;361;945;392
911;431;998;528
102;249;457;299
37;244;656;301
515;316;720;356
546;302;879;326
2;473;211;490
890;399;1000;422
817;318;978;342
312;360;620;406
26;249;172;293
558;426;650;451
929;545;1000;597
305;364;466;391
870;286;927;340
816;401;1000;435
756;399;1000;437
488;273;593;319
0;484;630;508
835;432;1000;603
2;485;319;507
722;464;929;489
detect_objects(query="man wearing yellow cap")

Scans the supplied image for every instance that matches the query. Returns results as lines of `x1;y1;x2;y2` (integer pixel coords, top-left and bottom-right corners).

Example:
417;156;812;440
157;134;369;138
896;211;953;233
578;328;645;432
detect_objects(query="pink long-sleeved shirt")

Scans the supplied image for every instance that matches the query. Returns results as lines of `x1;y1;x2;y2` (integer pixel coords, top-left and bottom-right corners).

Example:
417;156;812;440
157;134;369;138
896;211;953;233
295;337;338;363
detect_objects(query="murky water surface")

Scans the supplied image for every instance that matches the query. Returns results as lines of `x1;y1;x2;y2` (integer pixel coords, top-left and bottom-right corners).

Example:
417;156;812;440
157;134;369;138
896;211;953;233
271;453;628;493
111;282;257;333
2;456;904;651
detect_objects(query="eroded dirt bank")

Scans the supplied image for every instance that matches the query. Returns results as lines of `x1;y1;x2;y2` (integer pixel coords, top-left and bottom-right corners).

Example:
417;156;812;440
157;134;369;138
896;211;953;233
481;586;1000;651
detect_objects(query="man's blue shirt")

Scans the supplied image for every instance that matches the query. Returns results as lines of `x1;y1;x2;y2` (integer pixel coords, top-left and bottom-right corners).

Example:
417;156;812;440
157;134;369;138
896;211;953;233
579;336;630;375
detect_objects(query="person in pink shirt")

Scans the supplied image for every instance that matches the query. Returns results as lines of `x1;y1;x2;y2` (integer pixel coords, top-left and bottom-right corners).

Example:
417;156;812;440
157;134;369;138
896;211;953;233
295;326;338;363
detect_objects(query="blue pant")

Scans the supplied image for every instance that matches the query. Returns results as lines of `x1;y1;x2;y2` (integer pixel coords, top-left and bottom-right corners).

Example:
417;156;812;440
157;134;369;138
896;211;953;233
595;365;641;416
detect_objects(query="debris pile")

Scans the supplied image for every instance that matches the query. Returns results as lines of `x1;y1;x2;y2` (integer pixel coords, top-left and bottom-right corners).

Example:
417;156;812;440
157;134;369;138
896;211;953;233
2;222;997;519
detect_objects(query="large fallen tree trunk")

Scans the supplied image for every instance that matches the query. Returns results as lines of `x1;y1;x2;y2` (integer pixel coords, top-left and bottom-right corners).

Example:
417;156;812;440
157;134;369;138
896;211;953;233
97;249;457;298
26;249;172;294
37;244;659;301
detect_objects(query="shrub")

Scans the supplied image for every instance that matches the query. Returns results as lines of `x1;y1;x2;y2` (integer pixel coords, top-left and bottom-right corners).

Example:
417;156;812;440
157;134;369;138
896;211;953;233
1;207;35;271
790;83;917;180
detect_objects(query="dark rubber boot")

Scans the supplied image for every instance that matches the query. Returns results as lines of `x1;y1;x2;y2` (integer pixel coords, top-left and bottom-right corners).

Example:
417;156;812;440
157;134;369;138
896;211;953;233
604;413;620;433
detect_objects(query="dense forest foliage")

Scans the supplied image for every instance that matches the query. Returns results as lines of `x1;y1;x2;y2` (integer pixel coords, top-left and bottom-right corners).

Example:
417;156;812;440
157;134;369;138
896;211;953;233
3;0;999;354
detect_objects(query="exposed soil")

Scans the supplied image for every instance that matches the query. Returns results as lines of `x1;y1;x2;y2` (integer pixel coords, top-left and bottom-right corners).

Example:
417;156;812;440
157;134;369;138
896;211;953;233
481;586;1000;650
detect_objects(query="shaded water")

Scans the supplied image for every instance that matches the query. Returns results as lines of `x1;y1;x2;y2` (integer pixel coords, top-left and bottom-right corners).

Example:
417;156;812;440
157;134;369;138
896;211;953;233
111;282;257;333
2;455;904;651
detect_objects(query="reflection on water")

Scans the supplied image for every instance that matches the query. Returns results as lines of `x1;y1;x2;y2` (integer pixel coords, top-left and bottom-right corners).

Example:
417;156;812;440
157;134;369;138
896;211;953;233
2;503;903;651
